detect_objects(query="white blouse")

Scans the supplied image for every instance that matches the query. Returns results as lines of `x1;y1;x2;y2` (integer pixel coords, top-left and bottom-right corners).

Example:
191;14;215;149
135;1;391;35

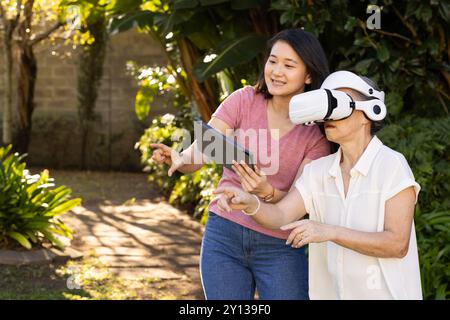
295;136;422;300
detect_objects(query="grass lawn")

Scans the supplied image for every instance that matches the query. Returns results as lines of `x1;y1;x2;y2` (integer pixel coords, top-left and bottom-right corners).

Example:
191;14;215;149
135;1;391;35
0;252;187;300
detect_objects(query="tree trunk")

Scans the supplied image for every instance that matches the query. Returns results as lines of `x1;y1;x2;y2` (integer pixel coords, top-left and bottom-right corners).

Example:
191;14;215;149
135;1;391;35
11;0;36;154
177;37;217;122
2;24;14;146
77;17;107;169
15;42;37;154
3;0;61;153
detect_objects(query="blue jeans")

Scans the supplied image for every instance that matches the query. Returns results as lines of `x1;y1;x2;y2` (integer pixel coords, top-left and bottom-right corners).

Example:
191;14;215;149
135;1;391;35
200;212;309;300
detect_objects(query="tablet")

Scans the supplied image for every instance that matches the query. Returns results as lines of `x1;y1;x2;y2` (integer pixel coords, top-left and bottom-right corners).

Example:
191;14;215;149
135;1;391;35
196;122;255;171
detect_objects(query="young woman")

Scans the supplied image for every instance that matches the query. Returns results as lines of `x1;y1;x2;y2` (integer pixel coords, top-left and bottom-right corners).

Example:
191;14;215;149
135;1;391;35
150;29;330;299
214;71;422;299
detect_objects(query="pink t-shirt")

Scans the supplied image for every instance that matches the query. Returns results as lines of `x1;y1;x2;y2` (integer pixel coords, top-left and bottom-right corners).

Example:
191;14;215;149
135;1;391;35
208;86;330;239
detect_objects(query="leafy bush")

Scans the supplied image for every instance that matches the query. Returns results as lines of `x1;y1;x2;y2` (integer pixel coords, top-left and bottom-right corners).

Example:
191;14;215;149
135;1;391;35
169;162;222;223
131;61;223;223
0;145;81;250
136;113;185;196
378;117;450;299
129;62;194;195
135;112;222;223
126;62;190;121
274;0;449;118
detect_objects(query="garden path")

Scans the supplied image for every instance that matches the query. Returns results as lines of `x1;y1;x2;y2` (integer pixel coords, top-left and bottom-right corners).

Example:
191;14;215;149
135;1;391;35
51;169;205;299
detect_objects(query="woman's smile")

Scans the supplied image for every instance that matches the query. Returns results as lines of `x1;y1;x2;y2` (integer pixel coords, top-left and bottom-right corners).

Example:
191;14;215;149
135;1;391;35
271;78;287;87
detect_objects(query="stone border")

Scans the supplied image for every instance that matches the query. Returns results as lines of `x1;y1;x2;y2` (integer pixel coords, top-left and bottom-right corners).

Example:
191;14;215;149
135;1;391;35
0;247;83;265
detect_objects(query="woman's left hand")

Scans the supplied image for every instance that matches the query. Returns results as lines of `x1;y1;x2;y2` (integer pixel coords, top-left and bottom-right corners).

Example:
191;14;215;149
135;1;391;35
281;219;335;248
231;160;272;198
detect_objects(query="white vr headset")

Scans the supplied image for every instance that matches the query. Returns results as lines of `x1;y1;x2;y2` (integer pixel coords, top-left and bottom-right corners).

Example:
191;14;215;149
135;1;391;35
289;71;387;125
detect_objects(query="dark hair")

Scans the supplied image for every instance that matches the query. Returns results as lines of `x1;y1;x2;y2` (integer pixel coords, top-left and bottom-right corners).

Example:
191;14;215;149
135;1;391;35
255;29;330;99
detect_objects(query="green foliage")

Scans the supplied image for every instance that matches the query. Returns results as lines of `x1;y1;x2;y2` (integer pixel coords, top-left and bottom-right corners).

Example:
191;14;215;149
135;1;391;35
130;59;224;222
127;62;189;120
109;0;274;91
192;33;267;82
0;145;81;250
136;113;185;195
131;61;193;195
135;113;222;222
273;0;449;118
378;117;450;299
169;162;222;222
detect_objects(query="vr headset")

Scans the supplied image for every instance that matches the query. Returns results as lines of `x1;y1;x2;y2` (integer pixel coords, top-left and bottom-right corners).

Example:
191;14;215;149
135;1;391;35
289;71;387;125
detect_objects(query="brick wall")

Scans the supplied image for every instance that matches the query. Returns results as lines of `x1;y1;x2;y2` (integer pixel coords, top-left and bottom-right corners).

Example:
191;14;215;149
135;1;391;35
0;28;172;170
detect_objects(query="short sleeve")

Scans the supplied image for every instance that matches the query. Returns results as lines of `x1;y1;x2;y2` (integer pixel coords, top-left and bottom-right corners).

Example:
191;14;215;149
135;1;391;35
294;163;315;216
304;128;330;161
385;154;421;203
211;86;254;129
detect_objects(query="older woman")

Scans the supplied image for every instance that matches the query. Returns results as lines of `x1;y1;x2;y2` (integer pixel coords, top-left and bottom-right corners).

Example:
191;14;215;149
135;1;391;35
215;71;422;299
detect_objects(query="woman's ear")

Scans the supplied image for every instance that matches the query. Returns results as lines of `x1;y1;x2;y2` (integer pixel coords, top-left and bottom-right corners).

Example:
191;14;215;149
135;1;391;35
305;73;312;85
361;113;371;125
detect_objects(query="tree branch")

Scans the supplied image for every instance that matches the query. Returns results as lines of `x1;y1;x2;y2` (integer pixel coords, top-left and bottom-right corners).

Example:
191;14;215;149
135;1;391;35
441;70;450;90
30;21;63;46
16;0;33;39
358;19;378;50
392;5;422;46
372;29;413;43
14;0;22;25
0;0;23;29
436;90;449;115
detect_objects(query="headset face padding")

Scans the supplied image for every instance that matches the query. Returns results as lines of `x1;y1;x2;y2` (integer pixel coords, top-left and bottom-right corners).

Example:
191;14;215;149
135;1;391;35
289;89;387;125
354;99;387;121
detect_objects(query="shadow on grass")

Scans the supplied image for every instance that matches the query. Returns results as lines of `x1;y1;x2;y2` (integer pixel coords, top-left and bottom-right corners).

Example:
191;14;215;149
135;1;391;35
0;263;91;300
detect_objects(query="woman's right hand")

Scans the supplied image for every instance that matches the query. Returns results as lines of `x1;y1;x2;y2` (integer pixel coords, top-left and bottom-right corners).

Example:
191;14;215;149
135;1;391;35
150;143;186;177
213;186;258;213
